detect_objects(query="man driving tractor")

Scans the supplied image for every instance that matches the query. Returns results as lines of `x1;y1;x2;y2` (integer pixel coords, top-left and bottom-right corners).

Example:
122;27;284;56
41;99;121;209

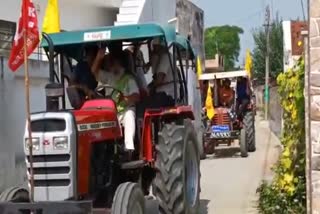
97;50;140;152
218;78;234;107
72;45;140;153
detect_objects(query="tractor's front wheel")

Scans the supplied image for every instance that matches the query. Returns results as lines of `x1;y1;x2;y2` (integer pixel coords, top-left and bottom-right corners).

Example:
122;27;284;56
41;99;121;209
0;186;29;202
153;119;200;214
111;182;145;214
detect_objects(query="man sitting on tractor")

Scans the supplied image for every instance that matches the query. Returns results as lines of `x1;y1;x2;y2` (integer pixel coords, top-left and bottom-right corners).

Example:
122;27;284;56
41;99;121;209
219;78;234;107
236;77;250;114
97;51;140;152
72;46;102;100
147;38;176;108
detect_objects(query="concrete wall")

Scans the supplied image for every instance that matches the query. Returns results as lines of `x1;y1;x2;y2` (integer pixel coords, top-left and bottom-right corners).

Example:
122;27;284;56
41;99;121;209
176;0;205;64
255;85;282;138
139;0;176;25
0;57;49;191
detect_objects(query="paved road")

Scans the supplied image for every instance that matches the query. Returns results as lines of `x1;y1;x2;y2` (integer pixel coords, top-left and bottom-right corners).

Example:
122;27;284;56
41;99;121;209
199;116;281;214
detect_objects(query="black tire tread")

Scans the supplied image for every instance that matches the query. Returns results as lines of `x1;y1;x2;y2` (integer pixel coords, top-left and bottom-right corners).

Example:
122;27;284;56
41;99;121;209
153;120;200;214
0;186;29;202
244;112;256;152
111;182;145;214
153;123;184;214
239;129;248;157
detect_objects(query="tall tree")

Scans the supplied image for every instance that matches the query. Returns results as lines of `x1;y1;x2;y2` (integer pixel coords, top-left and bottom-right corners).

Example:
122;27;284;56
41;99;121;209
252;16;283;84
204;25;243;70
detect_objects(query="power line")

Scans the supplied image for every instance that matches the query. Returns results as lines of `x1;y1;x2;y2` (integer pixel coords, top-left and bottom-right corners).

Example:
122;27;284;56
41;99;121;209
300;0;306;20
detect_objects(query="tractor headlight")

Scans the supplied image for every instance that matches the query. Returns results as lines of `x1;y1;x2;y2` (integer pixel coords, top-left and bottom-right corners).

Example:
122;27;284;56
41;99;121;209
53;137;68;150
25;138;40;151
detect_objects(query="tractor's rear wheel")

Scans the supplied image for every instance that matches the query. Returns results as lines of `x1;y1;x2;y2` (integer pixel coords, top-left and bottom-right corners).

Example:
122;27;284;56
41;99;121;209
239;128;248;158
111;182;145;214
0;186;29;202
153;119;200;214
244;111;256;152
199;132;206;160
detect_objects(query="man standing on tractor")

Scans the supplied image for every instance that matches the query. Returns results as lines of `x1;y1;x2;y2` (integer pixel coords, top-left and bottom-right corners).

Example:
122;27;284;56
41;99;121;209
98;51;140;152
219;78;234;107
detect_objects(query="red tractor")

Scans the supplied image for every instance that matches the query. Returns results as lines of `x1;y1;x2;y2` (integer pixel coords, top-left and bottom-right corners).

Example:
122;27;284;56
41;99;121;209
0;24;200;214
200;70;256;158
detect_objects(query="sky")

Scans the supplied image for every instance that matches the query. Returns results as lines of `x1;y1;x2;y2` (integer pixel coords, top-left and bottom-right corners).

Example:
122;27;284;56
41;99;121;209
191;0;307;64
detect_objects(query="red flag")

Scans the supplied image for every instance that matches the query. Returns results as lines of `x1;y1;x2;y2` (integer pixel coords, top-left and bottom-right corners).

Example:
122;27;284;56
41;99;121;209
8;0;40;72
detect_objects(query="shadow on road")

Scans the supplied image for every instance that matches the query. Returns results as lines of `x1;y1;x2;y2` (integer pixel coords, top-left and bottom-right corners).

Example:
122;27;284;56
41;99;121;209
199;199;210;214
207;147;241;159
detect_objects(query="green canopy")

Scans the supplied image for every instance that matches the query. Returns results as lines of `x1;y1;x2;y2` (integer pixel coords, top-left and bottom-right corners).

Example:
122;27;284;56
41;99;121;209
41;23;177;60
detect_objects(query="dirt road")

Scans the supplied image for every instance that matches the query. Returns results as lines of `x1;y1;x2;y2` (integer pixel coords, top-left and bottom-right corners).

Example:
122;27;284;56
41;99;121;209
199;116;281;214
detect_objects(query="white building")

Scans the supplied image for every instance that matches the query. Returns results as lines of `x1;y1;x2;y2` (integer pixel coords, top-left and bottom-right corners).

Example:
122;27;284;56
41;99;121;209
282;20;307;71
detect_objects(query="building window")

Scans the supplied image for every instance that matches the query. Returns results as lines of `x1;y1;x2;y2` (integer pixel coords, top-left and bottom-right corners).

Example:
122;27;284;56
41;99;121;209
0;20;16;57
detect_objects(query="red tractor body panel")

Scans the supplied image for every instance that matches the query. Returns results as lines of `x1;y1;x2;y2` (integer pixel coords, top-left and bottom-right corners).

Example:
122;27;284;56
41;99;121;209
66;98;194;195
72;99;122;195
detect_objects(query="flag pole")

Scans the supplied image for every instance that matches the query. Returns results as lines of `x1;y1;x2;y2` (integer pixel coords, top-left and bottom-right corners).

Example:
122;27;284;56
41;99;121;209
23;3;34;203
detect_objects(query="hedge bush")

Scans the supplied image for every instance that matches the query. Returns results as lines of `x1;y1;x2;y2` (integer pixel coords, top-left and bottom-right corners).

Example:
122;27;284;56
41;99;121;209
257;57;306;213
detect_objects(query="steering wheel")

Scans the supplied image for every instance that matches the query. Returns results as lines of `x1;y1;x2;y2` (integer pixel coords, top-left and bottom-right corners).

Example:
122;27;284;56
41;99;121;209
95;84;124;100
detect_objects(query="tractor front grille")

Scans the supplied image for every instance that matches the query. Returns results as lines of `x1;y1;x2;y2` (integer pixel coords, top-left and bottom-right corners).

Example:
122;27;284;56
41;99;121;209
25;112;77;201
212;112;231;126
26;154;71;188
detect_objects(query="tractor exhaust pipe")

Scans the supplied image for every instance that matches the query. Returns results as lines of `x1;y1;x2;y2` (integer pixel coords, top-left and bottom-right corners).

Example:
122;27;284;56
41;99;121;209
45;83;64;112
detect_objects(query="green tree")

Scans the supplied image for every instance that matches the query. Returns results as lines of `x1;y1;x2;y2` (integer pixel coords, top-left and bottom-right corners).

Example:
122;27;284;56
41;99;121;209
204;25;243;70
252;16;283;84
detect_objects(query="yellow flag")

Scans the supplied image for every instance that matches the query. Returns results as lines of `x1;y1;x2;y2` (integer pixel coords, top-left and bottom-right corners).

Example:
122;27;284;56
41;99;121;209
245;49;252;78
205;85;215;119
42;0;61;34
196;56;202;78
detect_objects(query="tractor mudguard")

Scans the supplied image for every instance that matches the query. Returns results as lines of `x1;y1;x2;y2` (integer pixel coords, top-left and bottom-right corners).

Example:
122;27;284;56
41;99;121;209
142;105;195;162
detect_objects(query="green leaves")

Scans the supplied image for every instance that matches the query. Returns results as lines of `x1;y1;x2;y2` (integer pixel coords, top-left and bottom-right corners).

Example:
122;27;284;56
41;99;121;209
204;25;243;70
257;58;306;213
252;16;284;84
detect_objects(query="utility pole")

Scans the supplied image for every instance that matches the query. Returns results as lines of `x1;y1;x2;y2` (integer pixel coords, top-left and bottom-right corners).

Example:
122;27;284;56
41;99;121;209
264;5;271;120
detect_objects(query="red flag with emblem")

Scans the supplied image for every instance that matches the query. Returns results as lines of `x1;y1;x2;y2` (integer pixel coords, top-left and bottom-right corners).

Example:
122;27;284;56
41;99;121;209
8;0;39;72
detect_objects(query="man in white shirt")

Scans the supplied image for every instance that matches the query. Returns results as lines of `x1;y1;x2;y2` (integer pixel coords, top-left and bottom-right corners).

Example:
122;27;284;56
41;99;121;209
125;45;149;97
97;52;140;152
148;38;177;107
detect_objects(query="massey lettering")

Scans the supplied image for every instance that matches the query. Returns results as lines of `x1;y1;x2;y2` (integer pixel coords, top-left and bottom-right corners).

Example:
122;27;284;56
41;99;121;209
77;121;117;132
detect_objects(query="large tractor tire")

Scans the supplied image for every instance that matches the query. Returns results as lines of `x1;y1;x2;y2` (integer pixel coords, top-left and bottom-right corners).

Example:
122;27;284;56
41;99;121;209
243;111;256;152
153;119;200;214
111;182;145;214
0;186;29;202
239;128;248;158
199;130;206;160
